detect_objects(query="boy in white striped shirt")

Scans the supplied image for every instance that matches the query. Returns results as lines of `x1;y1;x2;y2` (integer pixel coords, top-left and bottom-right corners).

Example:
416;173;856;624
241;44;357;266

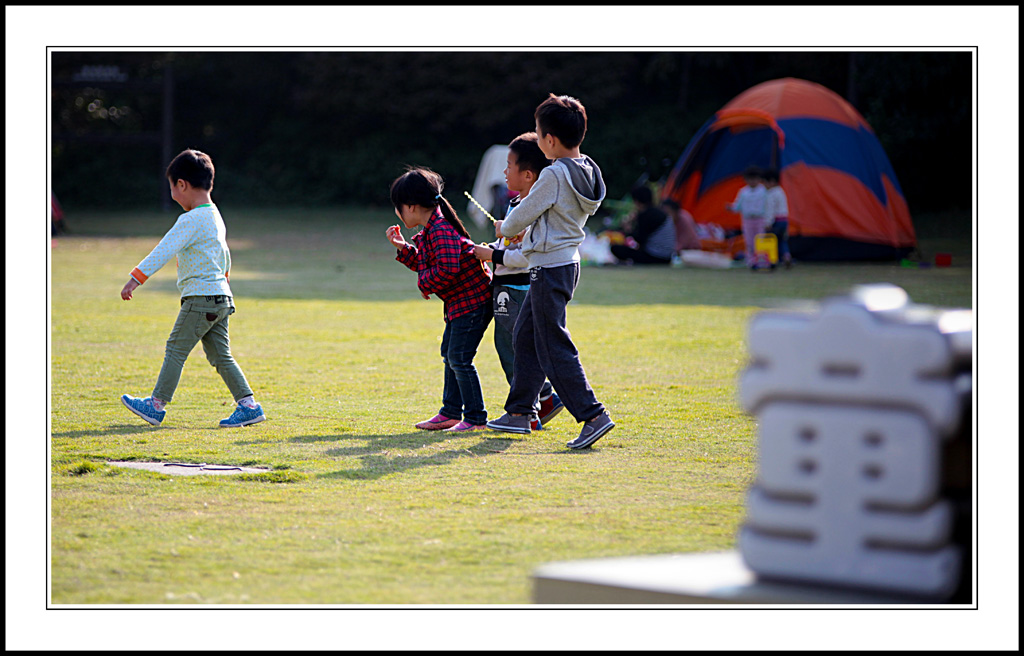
119;149;264;428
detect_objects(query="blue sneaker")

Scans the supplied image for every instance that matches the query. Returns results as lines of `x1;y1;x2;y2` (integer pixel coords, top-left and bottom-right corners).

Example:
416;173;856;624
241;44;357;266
219;402;266;428
121;394;166;426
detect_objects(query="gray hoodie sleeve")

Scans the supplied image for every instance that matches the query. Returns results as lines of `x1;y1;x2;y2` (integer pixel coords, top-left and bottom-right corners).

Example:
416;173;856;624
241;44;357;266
499;167;558;238
499;246;530;269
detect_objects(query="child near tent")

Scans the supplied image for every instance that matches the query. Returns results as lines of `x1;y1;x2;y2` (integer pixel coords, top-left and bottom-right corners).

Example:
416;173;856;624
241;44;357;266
484;93;615;450
119;149;265;428
386;167;494;432
726;165;768;268
473;132;565;431
763;168;792;269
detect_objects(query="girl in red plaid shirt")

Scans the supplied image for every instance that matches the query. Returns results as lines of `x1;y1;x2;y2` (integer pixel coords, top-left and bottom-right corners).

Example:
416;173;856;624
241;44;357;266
386;168;494;432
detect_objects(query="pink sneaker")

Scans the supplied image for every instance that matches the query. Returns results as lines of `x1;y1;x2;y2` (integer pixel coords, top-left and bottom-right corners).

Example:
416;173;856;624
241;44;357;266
415;414;460;430
445;421;488;432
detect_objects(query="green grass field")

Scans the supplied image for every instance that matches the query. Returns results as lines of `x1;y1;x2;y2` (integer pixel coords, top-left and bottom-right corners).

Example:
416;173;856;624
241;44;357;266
48;206;972;605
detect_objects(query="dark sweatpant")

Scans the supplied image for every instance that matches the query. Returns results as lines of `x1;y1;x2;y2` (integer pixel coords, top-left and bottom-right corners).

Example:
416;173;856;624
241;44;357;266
505;263;605;423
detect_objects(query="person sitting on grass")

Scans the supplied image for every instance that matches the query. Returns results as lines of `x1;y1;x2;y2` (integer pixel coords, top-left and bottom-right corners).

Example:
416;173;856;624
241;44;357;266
386;167;494;433
661;198;701;253
120;149;265;428
610;185;676;265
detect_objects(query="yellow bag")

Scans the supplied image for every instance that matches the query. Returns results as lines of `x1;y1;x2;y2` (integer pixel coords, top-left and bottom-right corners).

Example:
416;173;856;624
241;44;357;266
755;233;778;265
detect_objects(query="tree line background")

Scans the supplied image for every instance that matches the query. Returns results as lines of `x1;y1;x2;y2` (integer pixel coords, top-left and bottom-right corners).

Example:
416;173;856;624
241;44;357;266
51;50;972;216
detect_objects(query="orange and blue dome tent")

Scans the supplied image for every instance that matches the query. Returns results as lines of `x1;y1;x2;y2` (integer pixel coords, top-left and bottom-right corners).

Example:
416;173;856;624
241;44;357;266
663;78;916;261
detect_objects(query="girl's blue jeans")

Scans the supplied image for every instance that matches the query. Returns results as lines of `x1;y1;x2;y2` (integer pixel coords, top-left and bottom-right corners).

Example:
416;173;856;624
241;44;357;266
439;303;492;425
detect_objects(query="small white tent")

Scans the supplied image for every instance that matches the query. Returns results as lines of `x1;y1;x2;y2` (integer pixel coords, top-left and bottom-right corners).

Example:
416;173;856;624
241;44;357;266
466;144;510;228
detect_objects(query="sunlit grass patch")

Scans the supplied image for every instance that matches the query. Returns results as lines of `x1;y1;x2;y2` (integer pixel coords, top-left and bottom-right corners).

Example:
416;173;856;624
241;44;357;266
49;207;972;604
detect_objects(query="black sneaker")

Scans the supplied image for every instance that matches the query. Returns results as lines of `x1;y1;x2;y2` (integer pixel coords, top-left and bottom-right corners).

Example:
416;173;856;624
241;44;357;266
486;413;532;434
567;412;615;449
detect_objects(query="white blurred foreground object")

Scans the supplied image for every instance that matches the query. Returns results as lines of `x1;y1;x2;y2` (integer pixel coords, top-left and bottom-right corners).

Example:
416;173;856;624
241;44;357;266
532;284;972;605
738;284;973;601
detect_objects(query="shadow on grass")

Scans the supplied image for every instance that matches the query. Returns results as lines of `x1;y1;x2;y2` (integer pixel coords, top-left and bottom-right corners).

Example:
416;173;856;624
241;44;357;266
51;424;164;439
315;433;522;481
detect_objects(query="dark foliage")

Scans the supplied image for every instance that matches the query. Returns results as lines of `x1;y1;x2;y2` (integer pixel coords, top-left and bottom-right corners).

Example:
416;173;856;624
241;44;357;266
51;51;972;214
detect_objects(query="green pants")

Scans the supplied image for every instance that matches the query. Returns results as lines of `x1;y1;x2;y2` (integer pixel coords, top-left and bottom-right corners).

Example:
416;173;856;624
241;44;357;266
153;295;253;403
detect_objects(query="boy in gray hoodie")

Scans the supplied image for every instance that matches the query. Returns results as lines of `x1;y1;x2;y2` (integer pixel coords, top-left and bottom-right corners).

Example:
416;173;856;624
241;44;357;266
475;132;564;431
485;94;615;450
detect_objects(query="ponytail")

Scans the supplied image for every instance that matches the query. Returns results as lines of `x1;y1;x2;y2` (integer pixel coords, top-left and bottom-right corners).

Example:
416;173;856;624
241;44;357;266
436;195;471;240
390;166;472;239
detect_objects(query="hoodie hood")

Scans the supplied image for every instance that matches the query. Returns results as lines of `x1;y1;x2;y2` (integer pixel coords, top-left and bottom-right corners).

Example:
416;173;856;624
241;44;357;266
556;156;607;215
497;152;608;269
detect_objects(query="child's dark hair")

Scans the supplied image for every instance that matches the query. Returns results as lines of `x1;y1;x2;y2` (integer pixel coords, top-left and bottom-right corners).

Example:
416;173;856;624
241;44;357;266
762;168;780;183
661;198;680;212
743;165;763;180
508;132;550;177
389;167;472;239
166;149;215;190
630;185;654;206
535;93;587;149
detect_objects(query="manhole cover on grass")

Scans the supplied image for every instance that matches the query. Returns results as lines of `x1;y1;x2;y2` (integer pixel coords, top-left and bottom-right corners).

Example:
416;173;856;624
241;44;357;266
107;461;272;476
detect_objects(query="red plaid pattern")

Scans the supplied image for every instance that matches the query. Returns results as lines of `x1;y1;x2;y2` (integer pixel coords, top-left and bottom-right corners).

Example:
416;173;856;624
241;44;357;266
396;210;492;321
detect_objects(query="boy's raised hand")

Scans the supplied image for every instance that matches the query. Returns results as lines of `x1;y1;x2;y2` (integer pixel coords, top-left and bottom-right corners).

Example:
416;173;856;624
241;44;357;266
493;220;503;238
386;225;408;248
120;278;140;301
